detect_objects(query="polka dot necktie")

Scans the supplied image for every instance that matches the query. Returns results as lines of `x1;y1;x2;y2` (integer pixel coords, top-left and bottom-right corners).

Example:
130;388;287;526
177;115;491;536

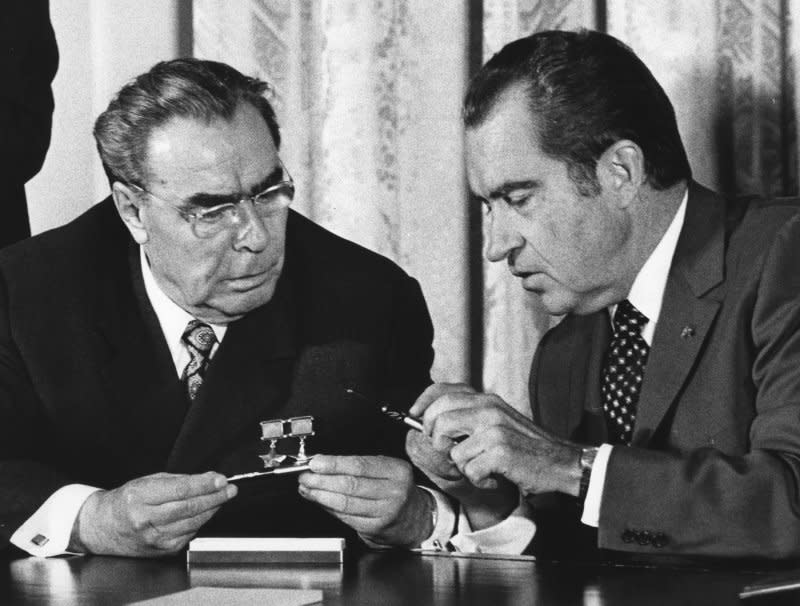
181;320;217;402
601;300;649;444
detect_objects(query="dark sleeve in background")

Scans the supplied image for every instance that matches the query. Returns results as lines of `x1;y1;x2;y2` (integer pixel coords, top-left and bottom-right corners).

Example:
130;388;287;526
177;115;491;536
0;0;58;248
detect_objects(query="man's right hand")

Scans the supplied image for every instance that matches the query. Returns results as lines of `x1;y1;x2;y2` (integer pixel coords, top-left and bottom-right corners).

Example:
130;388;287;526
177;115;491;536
69;471;237;557
406;383;518;531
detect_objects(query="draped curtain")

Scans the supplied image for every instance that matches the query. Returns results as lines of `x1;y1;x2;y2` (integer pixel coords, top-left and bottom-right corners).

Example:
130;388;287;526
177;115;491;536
193;0;797;415
194;0;471;385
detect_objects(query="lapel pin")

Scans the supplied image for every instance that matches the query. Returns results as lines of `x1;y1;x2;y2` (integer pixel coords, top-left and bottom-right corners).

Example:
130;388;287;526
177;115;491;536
680;326;695;339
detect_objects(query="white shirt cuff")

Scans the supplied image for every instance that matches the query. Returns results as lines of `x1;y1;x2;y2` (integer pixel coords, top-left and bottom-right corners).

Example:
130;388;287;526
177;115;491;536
449;500;536;554
10;484;101;557
580;443;613;527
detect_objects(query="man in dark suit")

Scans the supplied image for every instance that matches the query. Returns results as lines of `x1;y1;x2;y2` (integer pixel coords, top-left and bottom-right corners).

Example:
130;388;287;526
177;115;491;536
0;0;58;247
0;58;441;557
407;30;800;560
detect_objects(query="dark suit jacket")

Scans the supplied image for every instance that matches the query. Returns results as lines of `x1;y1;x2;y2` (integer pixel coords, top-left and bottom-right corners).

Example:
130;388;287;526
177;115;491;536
528;182;800;561
0;1;58;247
0;199;434;549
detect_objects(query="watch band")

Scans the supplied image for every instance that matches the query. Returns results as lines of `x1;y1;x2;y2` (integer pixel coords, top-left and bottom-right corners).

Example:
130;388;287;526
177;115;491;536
578;446;599;503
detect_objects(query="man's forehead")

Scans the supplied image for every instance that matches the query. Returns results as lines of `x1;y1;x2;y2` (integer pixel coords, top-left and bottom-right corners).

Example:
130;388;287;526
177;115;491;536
465;88;546;195
144;107;278;192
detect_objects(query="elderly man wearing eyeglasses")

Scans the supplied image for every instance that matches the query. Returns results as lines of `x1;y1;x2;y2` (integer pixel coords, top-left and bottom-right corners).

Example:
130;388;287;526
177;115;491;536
0;59;445;558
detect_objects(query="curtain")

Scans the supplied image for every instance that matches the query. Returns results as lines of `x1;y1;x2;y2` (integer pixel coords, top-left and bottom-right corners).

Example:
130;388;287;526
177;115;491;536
194;0;471;385
193;0;797;415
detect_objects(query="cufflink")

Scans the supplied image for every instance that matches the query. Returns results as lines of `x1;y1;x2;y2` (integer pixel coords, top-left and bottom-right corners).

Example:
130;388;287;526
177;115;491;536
31;534;49;547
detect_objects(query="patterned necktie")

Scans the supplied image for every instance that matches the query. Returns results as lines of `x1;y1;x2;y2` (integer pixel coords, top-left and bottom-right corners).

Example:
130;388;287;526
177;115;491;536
181;320;217;401
601;300;650;444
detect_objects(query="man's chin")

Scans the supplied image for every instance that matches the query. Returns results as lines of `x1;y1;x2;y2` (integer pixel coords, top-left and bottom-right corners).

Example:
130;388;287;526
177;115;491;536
521;287;575;317
202;283;278;324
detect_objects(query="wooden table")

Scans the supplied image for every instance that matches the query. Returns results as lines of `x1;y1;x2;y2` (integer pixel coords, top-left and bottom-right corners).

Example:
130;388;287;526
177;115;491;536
1;549;798;605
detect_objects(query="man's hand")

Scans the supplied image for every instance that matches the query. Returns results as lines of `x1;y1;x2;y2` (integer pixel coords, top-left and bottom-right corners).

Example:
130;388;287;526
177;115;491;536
70;471;237;557
297;454;433;548
411;383;583;507
406;383;519;530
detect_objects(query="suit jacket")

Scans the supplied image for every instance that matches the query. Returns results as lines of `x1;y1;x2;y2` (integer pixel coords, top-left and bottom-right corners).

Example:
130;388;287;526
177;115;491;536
528;182;800;561
0;199;434;549
0;1;58;247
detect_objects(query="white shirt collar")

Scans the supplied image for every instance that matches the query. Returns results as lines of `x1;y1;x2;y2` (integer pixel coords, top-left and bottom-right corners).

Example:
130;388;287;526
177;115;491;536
614;189;688;345
140;247;227;373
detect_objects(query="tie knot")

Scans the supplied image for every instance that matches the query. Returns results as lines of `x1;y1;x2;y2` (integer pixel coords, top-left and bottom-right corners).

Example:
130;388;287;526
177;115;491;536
182;320;217;355
613;299;648;334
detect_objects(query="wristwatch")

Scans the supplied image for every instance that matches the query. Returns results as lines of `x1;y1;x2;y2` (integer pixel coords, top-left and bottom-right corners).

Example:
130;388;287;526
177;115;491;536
578;446;599;503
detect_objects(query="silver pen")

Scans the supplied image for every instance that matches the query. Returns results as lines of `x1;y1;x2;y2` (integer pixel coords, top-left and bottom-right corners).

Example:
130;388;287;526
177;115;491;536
226;462;312;482
345;387;467;442
345;388;424;432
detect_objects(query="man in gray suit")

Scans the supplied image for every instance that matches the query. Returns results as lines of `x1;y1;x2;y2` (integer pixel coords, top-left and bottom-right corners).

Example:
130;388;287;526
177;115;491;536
408;29;800;560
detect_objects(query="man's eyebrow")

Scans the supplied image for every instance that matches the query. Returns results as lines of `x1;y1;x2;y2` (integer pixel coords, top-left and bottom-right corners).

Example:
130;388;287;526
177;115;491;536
487;180;540;199
247;165;284;196
182;165;285;208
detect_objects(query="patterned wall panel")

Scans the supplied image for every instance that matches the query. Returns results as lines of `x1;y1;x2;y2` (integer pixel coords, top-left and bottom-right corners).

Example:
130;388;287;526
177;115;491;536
607;0;722;191
716;0;796;196
609;0;796;197
194;0;797;408
194;0;471;382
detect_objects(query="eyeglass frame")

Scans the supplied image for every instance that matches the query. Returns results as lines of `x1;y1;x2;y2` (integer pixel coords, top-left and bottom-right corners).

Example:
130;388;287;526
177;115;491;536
127;158;295;238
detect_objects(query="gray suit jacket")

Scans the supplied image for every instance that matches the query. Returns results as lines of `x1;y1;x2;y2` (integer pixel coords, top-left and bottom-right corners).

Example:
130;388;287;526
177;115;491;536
530;182;800;560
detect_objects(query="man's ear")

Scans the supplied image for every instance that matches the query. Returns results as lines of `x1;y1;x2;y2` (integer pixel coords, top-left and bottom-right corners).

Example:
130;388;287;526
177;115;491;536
111;182;149;245
596;139;645;208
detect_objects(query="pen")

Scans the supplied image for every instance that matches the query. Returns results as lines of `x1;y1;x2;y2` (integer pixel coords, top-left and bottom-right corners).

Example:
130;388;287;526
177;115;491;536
345;388;470;443
378;404;424;432
345;388;425;432
226;462;312;482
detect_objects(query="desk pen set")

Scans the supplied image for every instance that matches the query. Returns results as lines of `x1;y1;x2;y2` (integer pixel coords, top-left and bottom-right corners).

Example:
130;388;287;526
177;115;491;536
226;415;316;482
226;390;422;482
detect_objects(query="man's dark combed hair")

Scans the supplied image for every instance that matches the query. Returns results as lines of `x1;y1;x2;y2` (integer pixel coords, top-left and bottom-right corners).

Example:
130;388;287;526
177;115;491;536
463;30;691;195
94;58;281;187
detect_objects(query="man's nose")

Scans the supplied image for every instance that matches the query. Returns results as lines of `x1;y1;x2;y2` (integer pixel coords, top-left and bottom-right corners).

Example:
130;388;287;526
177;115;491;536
485;205;524;263
232;201;269;252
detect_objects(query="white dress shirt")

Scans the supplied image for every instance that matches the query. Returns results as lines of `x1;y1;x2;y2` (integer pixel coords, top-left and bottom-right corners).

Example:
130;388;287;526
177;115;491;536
139;248;227;372
580;189;687;527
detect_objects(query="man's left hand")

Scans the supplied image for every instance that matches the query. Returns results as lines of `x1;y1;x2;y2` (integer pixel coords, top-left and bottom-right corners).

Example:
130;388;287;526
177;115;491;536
298;454;433;547
419;391;583;498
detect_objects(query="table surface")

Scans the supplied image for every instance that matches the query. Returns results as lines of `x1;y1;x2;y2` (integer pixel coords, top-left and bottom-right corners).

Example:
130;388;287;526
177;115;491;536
2;549;799;606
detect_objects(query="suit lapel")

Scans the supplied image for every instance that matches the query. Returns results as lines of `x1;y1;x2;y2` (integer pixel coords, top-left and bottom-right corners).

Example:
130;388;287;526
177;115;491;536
92;242;188;476
166;269;298;472
533;311;609;442
632;183;725;445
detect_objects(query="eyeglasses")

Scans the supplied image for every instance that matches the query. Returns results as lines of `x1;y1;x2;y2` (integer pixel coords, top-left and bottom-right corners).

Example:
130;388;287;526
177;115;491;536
131;159;295;239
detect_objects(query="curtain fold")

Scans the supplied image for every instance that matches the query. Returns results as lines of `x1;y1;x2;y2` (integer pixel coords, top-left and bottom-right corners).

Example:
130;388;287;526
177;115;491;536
194;0;470;383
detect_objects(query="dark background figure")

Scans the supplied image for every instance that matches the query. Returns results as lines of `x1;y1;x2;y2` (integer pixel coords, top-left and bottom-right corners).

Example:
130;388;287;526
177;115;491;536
0;0;58;248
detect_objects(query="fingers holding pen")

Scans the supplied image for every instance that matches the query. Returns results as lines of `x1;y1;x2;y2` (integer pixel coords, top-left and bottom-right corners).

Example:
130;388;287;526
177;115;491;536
408;383;476;419
421;391;512;450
